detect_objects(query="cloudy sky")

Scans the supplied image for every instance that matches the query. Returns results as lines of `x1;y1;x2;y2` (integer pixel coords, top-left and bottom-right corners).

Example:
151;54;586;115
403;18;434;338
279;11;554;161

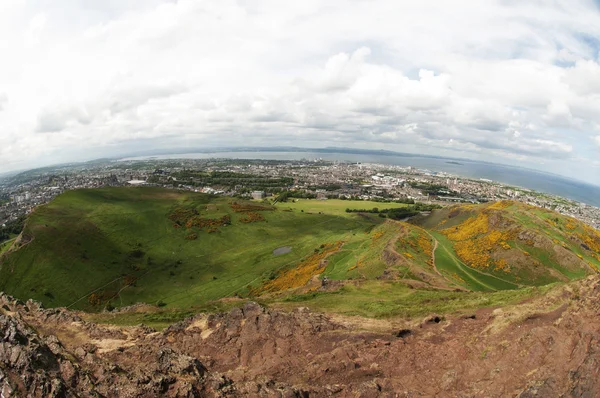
1;0;600;185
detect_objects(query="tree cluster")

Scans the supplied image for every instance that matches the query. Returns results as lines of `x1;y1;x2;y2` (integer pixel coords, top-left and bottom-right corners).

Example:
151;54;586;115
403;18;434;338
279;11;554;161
276;191;317;202
0;216;25;242
409;182;458;196
345;203;440;219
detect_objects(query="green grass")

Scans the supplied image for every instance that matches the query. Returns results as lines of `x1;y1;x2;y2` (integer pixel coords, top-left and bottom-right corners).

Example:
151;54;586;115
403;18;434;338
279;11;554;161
0;187;376;311
431;232;519;291
2;191;594;328
0;237;16;256
394;227;433;271
417;207;474;230
414;202;596;289
322;221;399;280
274;198;408;216
269;280;557;319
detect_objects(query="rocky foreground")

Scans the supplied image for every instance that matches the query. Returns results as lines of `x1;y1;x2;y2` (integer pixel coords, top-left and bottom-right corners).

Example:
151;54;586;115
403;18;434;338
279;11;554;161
2;277;600;397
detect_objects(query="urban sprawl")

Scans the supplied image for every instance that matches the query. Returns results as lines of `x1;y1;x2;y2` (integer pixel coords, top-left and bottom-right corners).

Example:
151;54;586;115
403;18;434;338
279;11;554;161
1;158;599;231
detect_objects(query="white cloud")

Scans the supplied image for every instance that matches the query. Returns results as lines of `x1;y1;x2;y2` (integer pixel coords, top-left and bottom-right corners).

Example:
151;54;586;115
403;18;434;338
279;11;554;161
0;93;7;112
0;0;599;185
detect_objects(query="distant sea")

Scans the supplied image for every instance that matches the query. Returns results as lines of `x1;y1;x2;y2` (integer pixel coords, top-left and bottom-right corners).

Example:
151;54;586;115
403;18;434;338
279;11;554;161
121;150;600;208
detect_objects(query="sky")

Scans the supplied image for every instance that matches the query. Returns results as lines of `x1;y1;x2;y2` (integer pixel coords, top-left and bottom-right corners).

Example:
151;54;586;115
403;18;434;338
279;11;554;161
1;0;600;185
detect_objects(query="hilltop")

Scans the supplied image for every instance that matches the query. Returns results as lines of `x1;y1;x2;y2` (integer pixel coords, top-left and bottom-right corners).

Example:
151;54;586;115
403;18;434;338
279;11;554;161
3;275;600;396
0;187;598;321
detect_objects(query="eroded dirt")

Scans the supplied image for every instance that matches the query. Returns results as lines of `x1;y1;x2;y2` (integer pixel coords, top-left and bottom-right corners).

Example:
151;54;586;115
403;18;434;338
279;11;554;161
2;276;600;396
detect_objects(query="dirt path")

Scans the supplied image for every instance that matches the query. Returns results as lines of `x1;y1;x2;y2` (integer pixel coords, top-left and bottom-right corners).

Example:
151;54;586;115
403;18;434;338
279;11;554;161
0;237;16;246
404;222;452;284
418;226;522;291
385;225;456;291
434;240;497;291
426;232;444;278
0;237;17;255
434;234;524;290
0;233;34;258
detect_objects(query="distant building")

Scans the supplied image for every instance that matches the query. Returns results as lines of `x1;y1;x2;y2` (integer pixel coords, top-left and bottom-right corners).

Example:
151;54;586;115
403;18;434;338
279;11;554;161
251;191;265;200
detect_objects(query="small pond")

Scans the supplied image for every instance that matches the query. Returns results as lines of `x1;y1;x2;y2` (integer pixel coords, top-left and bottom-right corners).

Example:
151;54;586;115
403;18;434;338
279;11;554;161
273;246;292;256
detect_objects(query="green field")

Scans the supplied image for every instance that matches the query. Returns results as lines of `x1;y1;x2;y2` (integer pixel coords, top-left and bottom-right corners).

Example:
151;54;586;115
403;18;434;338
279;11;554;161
1;188;597;323
0;188;384;310
274;198;409;215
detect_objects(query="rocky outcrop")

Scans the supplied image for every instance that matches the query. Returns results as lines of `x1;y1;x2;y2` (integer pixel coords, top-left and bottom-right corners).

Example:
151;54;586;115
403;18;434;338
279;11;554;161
3;277;600;396
0;312;67;397
0;294;234;397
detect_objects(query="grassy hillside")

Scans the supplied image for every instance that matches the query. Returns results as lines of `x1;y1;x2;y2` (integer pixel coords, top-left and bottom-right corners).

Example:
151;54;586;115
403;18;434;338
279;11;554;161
411;201;599;289
0;188;396;310
1;189;598;319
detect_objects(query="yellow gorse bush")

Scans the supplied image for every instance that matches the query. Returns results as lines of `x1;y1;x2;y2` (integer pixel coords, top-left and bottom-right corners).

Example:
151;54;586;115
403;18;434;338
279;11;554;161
442;208;514;272
257;241;344;294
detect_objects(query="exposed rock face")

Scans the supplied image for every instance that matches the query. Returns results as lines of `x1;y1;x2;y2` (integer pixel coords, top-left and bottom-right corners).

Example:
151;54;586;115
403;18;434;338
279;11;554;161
2;276;600;396
0;295;230;397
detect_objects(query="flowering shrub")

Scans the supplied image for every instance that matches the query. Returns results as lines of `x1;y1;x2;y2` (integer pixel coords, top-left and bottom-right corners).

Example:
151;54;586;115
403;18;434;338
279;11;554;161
488;201;513;210
239;212;265;223
185;233;198;240
579;224;600;253
256;241;344;294
443;212;514;272
185;215;231;230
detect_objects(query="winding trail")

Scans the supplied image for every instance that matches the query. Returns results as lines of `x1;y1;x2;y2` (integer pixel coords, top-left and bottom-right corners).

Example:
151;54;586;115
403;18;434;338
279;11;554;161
434;239;497;291
430;231;524;290
427;233;443;278
386;222;457;291
404;222;453;284
410;222;521;291
67;276;125;309
0;237;17;254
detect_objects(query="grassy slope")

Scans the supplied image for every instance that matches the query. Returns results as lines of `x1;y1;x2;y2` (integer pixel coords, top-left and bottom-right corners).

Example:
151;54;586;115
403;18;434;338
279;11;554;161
0;188;376;310
268;280;557;319
0;238;16;256
2;190;597;324
430;232;520;291
512;205;600;271
416;202;597;289
322;220;398;280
